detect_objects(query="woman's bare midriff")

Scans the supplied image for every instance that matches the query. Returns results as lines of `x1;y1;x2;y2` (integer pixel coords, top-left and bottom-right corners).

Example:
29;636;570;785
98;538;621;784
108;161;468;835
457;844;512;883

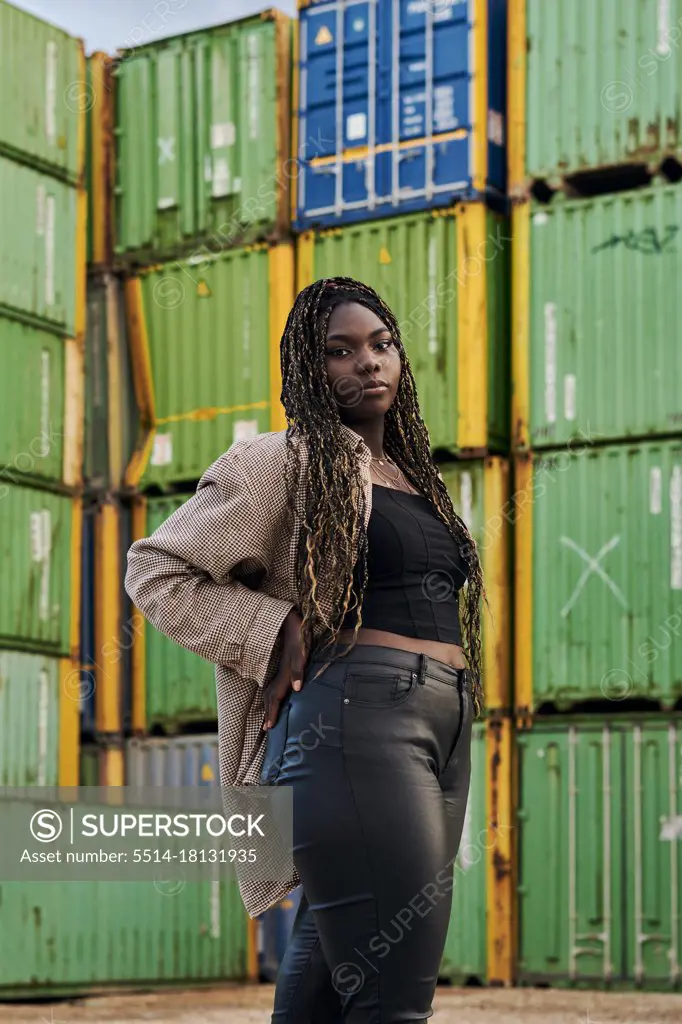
335;627;467;671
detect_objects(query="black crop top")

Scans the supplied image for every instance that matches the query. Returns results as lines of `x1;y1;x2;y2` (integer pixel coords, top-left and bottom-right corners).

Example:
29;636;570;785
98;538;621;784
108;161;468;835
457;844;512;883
340;484;468;645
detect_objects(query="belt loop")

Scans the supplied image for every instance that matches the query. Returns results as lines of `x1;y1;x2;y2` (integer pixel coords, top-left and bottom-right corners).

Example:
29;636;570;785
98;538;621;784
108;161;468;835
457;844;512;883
418;653;426;686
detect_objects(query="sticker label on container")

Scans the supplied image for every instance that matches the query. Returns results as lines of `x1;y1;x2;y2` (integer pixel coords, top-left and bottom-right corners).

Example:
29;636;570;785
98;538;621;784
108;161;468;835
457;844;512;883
30;510;46;562
211;122;236;149
671;465;682;590
38;510;51;622
38;668;49;787
650;467;662;515
41;349;50;441
45;194;55;308
533;212;548;226
346;112;367;142
460;471;473;528
212;157;231;198
660;814;682;840
233;420;259;443
247;35;260;141
315;25;333;46
36;185;46;235
157;197;175;210
434;85;457;132
45;41;57;145
658;0;671;55
150;433;173;467
544;302;557;425
564;374;576;422
487;109;505;146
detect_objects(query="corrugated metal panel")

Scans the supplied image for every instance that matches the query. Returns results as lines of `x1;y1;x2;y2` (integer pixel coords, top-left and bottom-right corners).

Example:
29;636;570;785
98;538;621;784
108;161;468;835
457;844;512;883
0;649;59;786
142;495;218;732
0;315;65;485
126;734;219;787
0;0;83;183
0;483;73;654
520;0;682;191
127;245;277;489
0;878;247;996
0;155;78;334
439;458;511;710
295;0;507;230
301;207;510;453
79;502;96;737
84;275;137;492
624;720;682;986
519;440;682;712
524;186;682;448
440;719;487;982
518;716;682;988
113;11;291;264
517;719;625;985
79;743;99;786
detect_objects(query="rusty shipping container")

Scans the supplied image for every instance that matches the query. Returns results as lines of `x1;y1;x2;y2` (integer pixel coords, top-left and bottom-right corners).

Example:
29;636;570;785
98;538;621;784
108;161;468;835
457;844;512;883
517;715;682;989
113;10;292;265
297;205;511;455
0;0;84;183
513;185;682;450
124;242;293;490
509;0;682;194
515;440;682;713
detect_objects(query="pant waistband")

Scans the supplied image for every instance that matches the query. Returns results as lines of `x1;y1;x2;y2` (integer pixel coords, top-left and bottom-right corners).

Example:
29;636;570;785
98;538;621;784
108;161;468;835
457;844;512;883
308;642;469;692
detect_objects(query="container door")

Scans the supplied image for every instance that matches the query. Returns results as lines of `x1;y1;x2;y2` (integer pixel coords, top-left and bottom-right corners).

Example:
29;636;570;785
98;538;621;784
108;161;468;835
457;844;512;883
624;722;682;986
299;1;382;222
392;0;470;205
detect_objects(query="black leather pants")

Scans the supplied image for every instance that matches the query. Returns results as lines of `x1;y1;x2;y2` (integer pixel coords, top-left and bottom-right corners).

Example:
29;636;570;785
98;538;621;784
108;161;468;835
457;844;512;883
260;643;474;1023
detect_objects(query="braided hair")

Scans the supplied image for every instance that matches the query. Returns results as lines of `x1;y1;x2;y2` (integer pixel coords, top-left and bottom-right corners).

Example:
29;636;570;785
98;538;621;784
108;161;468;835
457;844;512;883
279;276;486;716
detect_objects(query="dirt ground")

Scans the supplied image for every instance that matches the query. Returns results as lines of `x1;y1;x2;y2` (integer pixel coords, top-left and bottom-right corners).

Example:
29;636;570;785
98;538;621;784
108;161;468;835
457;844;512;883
2;984;682;1024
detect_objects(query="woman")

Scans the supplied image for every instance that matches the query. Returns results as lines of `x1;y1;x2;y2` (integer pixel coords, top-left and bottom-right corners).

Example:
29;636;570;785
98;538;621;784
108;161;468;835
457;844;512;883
125;277;485;1023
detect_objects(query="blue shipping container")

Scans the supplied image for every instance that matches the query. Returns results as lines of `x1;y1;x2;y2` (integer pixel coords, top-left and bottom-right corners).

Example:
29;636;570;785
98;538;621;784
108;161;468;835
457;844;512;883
125;735;220;788
294;0;506;230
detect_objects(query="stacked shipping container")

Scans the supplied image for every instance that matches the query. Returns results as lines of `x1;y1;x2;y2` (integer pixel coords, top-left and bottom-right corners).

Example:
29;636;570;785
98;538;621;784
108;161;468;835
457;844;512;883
509;0;682;988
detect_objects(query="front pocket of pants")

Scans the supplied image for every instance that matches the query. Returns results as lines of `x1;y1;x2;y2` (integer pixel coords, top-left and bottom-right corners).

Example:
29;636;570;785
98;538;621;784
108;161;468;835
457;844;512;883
344;668;419;708
259;698;292;786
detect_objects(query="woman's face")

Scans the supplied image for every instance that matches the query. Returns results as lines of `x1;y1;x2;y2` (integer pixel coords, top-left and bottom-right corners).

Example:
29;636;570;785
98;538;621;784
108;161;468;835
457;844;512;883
324;301;401;423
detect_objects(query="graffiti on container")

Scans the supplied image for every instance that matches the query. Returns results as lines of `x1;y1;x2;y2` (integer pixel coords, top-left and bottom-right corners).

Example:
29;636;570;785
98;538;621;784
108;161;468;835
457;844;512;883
592;225;678;255
559;535;628;618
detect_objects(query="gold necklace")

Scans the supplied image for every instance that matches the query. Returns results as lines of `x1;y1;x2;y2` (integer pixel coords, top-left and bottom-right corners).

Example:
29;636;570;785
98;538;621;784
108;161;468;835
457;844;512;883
370;453;413;493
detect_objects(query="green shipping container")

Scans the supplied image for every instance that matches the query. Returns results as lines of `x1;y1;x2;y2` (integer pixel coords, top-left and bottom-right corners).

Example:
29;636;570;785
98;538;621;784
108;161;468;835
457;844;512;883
0;315;66;486
440;721;487;983
511;0;682;193
0;154;79;334
516;440;682;713
439;457;512;710
0;0;83;183
0;483;76;655
125;242;293;489
298;205;511;455
141;495;218;732
0;878;247;997
517;186;682;449
113;10;292;264
517;716;682;989
84;275;137;491
0;649;60;786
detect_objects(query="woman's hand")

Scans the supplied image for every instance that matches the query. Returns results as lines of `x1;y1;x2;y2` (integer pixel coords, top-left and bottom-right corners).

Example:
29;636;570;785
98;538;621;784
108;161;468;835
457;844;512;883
263;609;309;730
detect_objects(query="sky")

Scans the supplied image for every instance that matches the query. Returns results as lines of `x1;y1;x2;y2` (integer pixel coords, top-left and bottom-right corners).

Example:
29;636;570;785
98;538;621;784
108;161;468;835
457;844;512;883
9;0;298;53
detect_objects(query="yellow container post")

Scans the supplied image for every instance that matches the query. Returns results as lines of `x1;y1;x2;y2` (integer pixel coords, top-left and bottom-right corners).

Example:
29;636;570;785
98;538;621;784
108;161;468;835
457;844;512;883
269;243;295;432
513;453;533;720
123;276;156;488
456;203;488;451
482;457;512;711
511;202;530;451
89;51;114;268
507;0;527;198
94;501;122;736
471;0;489;193
486;713;516;986
130;495;148;735
295;231;315;293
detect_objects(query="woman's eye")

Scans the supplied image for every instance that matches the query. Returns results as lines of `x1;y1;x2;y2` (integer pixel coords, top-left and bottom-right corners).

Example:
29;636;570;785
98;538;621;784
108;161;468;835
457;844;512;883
376;339;394;350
